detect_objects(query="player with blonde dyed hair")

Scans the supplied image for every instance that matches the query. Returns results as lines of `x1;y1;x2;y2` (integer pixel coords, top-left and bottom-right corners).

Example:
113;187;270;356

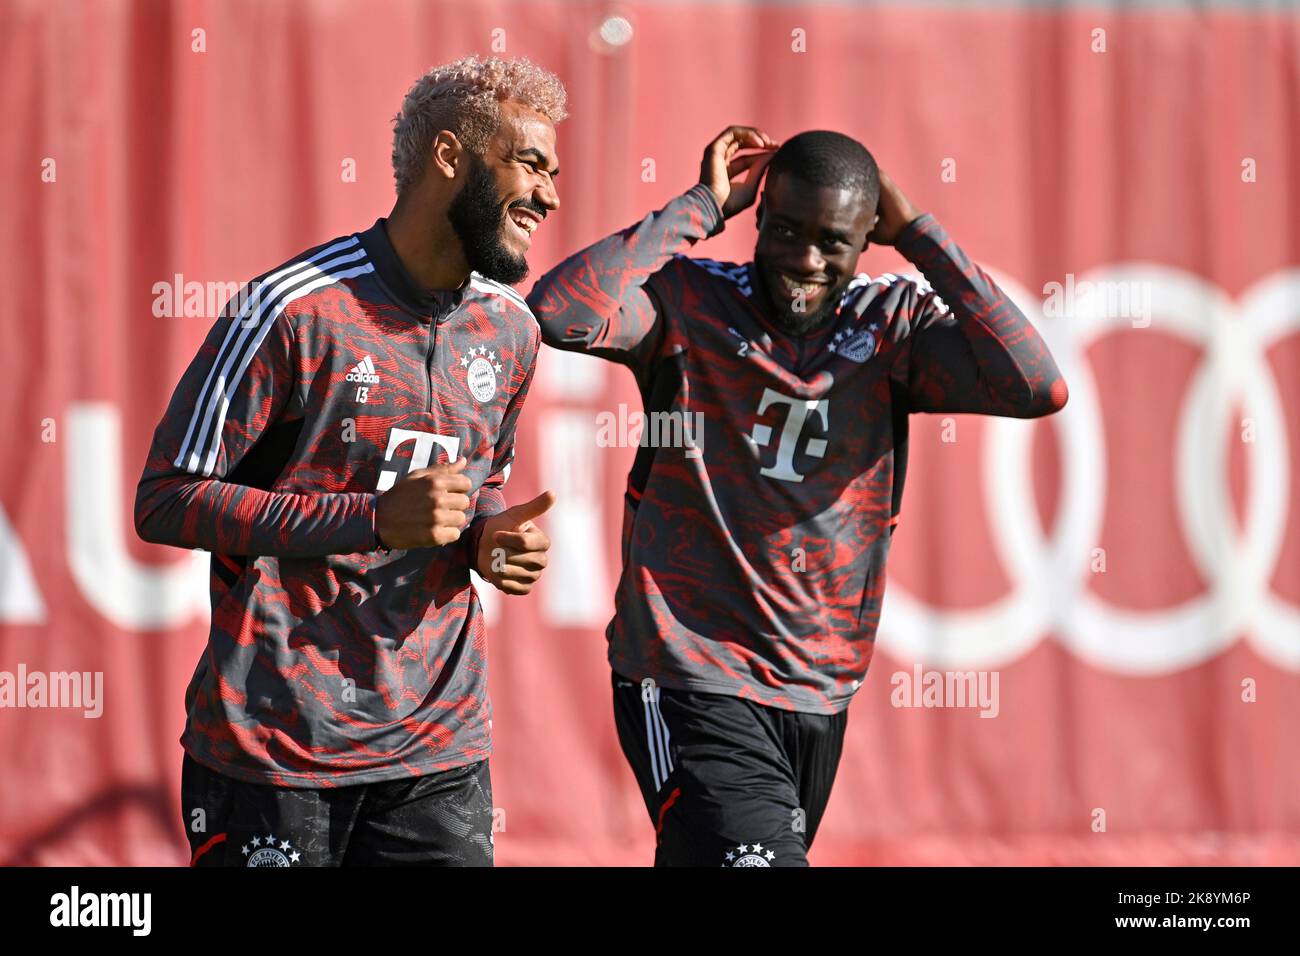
138;56;566;866
392;55;569;191
387;55;567;286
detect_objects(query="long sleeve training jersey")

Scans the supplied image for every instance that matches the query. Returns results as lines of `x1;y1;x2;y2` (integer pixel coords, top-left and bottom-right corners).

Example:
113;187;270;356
527;184;1067;714
136;219;539;786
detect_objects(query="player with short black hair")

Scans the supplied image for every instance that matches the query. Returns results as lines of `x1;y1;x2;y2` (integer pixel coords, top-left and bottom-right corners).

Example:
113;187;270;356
764;128;880;206
528;125;1068;867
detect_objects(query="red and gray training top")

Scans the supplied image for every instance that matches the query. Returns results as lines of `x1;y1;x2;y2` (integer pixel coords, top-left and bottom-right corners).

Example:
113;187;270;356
527;183;1067;715
136;220;539;787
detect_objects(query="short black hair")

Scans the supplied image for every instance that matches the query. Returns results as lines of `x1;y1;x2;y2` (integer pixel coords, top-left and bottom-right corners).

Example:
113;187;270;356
765;130;879;209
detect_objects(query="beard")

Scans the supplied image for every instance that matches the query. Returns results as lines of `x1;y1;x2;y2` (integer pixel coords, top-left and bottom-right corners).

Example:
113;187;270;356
755;255;844;336
446;155;532;285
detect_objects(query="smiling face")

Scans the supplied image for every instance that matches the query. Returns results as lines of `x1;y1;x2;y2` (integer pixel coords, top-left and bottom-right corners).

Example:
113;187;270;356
753;172;876;335
446;99;560;284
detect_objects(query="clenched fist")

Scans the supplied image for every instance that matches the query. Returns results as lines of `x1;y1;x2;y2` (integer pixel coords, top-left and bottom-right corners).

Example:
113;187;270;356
374;458;473;550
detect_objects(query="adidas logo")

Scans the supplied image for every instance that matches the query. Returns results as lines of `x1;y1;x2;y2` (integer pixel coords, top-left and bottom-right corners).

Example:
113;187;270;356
345;355;380;385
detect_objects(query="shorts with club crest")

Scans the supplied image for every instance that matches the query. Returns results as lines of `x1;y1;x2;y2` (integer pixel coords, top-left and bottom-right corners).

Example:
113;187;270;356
180;752;495;867
611;669;847;867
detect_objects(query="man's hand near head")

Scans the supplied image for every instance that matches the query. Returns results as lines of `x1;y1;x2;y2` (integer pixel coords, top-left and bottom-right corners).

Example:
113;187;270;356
697;126;925;247
699;125;778;219
865;168;923;246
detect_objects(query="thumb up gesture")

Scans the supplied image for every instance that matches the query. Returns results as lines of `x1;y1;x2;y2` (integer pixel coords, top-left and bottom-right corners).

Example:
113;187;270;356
475;490;556;596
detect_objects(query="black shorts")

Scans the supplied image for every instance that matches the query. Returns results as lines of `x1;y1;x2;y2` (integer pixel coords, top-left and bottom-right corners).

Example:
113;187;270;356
611;669;848;867
180;753;494;867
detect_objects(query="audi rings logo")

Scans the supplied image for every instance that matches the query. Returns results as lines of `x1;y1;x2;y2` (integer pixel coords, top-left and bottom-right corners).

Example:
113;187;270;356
878;266;1300;675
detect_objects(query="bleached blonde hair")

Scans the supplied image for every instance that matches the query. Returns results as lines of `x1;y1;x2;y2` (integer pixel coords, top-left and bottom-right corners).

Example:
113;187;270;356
391;55;569;193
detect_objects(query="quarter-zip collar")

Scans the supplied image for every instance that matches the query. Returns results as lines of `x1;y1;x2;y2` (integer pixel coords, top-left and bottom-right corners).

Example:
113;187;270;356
358;218;468;320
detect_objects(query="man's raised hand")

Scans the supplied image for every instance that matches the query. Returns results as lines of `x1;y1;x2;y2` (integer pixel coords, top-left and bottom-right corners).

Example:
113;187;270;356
700;125;778;220
866;169;924;246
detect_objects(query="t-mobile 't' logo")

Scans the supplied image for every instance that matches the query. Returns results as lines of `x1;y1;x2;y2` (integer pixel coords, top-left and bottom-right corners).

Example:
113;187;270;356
376;427;460;491
749;389;829;483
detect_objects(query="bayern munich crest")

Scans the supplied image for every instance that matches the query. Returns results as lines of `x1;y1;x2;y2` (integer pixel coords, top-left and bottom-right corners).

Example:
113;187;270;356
242;833;302;867
459;346;504;402
723;842;776;867
827;324;879;363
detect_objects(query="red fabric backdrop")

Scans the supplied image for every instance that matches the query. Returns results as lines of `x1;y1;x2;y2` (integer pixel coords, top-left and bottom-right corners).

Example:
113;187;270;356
2;0;1298;865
